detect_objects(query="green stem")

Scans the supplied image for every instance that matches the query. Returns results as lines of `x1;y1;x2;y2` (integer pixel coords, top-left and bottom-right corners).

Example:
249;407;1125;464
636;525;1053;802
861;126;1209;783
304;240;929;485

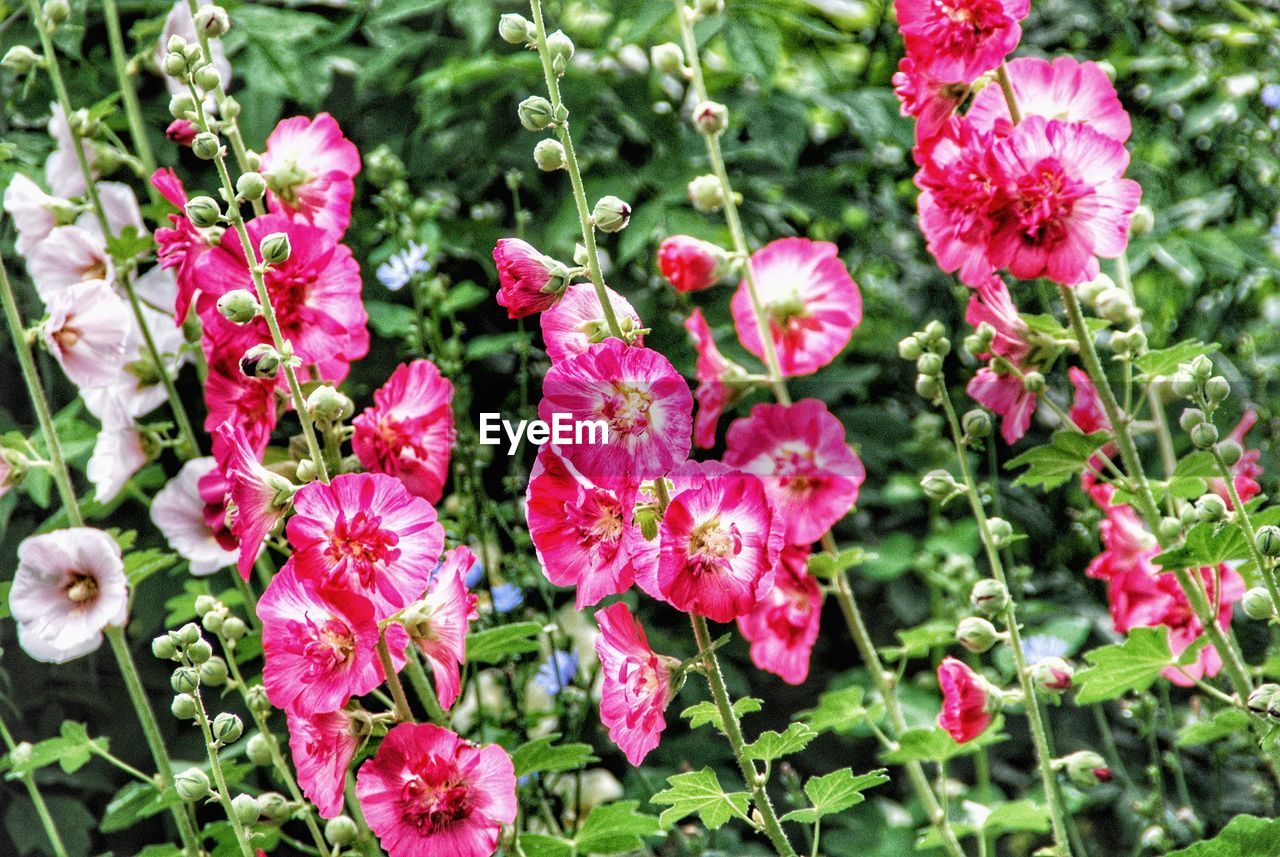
191;688;256;857
345;774;384;857
527;0;623;339
690;616;796;856
405;648;450;727
103;0;158;188
1211;446;1280;609
378;632;415;723
0;717;70;857
996;62;1024;125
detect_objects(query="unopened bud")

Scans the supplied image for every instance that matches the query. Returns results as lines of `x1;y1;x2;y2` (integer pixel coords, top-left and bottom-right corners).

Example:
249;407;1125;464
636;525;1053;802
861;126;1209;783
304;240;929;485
212;712;244;744
201;610;224;634
956;617;999;653
1248;683;1280;713
187;639;213;664
325;816;359;847
217;290;260;324
915;373;941;399
193;64;222;93
1195;493;1228;522
43;0;70;25
1257;526;1280;558
498;13;533;45
152;634;179;660
1022;371;1046;393
171;667;200;694
533;138;566;172
236;171;267;201
1061;750;1110;789
307;385;355;423
1179;408;1205;432
688;173;724;212
175;623;202;646
1076;274;1114;306
692;100;729;135
651;42;684;74
518;96;555;131
1130;204;1154;235
1204;376;1230;403
1170;371;1199;399
192;132;221;160
546;30;574;74
200;657;229;686
175;768;211;801
240;344;279;379
916;352;943;376
185;195;221;228
1187;354;1214;380
1095;289;1133;324
1032;656;1074;693
231;793;260;825
163;51;188;77
259;231;292;265
171;693;197;720
1242;587;1275;621
1;46;42;74
1190;422;1218;449
986;517;1014;547
970;579;1008;615
963;409;993;440
1218;439;1243;467
245;685;271;715
898;335;924;361
1157;517;1183;543
256;792;290;822
592;195;631;233
246;732;274;766
222;616;247;642
193;4;230;37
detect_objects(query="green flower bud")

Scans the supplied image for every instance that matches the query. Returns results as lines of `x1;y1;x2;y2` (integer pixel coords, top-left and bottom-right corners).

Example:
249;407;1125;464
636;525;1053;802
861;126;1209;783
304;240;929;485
688;173;725;212
533;138;567;172
592;195;631;233
240;343;280;380
1170;372;1199;399
152;634;179;660
897;335;924;361
1;46;43;75
1257;526;1280;558
1204;376;1230;403
1178;408;1205;432
162;50;189;77
231;793;260;826
200;657;229;687
256;791;290;822
193;594;219;616
174;767;211;801
651;42;684;74
970;579;1008;615
1076;273;1114;306
192;132;221;160
986;517;1014;547
498;13;533;45
1022;371;1046;393
220;95;241;120
963;409;992;440
245;685;271;716
1157;517;1183;543
1095;288;1133;324
1242;587;1275;621
1187;355;1214;381
236;171;267;201
1190;422;1218;449
1130;204;1154;235
171;693;198;720
692;100;729;135
193;4;230;38
212;712;244;744
1247;683;1280;714
216;289;260;324
1061;750;1110;789
325;816;359;847
1196;493;1229;523
921;469;961;503
1031;656;1074;693
187;639;213;664
259;231;292;265
171;667;200;694
696;0;725;14
175;623;202;646
915;373;941;399
10;742;34;766
916;352;943;376
517;96;555;131
546;29;574;74
246;732;274;766
1218;439;1243;467
306;385;355;424
43;0;70;25
185;195;221;228
166;34;188;54
956;616;999;653
296;459;318;484
193;63;222;93
169;92;196;121
222;616;248;643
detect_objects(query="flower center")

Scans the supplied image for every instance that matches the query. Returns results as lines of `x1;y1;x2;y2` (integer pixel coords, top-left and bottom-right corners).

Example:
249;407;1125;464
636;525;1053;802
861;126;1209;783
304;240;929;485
266;162;312;206
52;326;81;349
287;616;356;679
600;384;654;437
686;517;743;573
570;488;626;547
772;442;819;492
932;0;1005;44
64;572;97;605
401;753;471;834
326;511;401;589
1009;158;1090;246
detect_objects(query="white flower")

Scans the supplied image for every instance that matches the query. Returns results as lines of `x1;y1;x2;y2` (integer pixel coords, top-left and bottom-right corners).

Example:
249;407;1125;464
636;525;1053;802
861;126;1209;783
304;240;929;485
85;182;146;241
88;422;149;504
9;528;129;663
152;458;238;576
45;102;96;198
375;241;430;291
26;225;113;299
2;173;66;255
40;279;132;389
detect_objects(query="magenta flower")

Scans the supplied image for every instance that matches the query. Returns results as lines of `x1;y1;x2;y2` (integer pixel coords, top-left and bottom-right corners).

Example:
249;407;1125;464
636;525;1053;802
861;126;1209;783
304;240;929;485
724;399;865;545
356;723;517;857
402;552;476;710
261;113;361;239
892;55;969;143
593;603;674;766
914;119;1004;286
538;339;692;484
493;238;566;318
937;657;995;743
964;277;1039;444
737;544;822;684
540;282;644;363
894;0;1029;82
287;709;360;819
287;473;446;618
152;167;214;322
214;421;294;579
684;308;744;450
657;235;725;293
352;360;456;504
203;346;279;458
165;119;198;147
730;238;861;377
966;57;1131;143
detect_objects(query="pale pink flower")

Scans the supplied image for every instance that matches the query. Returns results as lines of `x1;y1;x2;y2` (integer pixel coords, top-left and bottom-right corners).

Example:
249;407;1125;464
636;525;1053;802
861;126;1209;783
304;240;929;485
89;182;146;241
540;283;644;363
737;544;821;684
892;55;969;143
684;308;743;449
593;603;673;766
493;238;566;318
88;422;149;504
356;723;517;857
730;238;861;377
287;473;446;617
288;709;360;819
894;0;1030;82
45;103;96;198
9;528;128;663
352;360;456;504
967;57;1132;143
402;556;476;710
723;399;865;545
2;173;65;255
214;421;295;579
657;235;725;293
26;226;113;299
151;458;240;576
40;279;132;388
260;114;361;239
538;339;693;483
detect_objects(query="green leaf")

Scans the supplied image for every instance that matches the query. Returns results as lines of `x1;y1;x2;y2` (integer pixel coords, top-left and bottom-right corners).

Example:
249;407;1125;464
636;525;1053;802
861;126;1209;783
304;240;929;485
105;226;155;265
125;548;179;588
573;800;663;854
806;546;871;580
780;768;889;823
466;332;528;361
1177;708;1251;747
649;768;751;830
1006;430;1111;491
681;697;762;731
100;780;180;834
4;721;105;779
1135;341;1220;378
440;281;489;314
982;800;1051;836
742;723;817;762
365;300;418;339
1074;626;1180;704
880;725;1006;764
1154;521;1252;570
517;833;573;857
797;685;881;735
1166;814;1280;856
465;622;542;663
511;734;597;778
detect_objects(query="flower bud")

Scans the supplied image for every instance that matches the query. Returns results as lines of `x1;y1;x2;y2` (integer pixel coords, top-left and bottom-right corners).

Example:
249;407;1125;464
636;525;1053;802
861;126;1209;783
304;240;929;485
1255;525;1280;558
152;634;179;660
1157;517;1183;543
592;196;631;233
986;517;1014;547
193;63;222;93
1204;376;1230;403
256;792;290;822
1269;692;1280;720
169;92;196;121
1;46;42;74
1170;371;1199;399
43;0;70;25
193;4;230;37
1189;422;1218;449
1248;683;1280;714
898;335;923;361
216;290;260;325
213;712;244;744
915;373;941;399
1218;439;1243;467
222;616;248;642
1187;354;1214;380
956;616;999;653
231;793;260;826
200;656;229;686
10;742;33;766
921;469;961;503
533;138;567;171
498;13;533;45
1243;587;1275;621
962;408;992;440
1095;288;1134;324
696;0;725;13
1130;204;1154;235
246;732;274;766
1195;493;1228;523
651;42;684;74
171;693;198;720
518;96;555;132
307;385;355;423
194;594;219;616
236;171;267;201
325;816;359;847
175;768;211;801
187;639;213;664
171;666;200;694
970;580;1008;615
220;94;241;119
201;610;225;634
185;195;221;228
240;344;280;380
1032;656;1074;693
1178;408;1205;433
692;100;729;135
916;352;943;376
163;50;188;77
687;173;724;212
175;622;202;646
546;30;574;74
296;459;318;484
259;231;292;265
1076;274;1114;306
1022;371;1046;393
192;132;221;160
1061;750;1110;789
246;685;271;715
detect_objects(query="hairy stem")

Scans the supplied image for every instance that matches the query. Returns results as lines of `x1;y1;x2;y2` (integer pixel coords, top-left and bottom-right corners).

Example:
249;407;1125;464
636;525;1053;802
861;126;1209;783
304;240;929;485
0;716;71;857
377;632;415;723
103;0;158;188
191;687;256;857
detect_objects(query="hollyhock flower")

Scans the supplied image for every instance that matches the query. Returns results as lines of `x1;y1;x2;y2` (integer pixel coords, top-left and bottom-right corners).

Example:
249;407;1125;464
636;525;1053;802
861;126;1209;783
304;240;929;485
26;226;113;298
1067;367;1119;500
439;545;482;590
287;473;446;616
166;119;198;147
158;0;230;98
538;339;693;483
914;119;1003;285
723;399;865;545
152;168;214;322
352;360;456;504
88;422;149;504
965;277;1039;444
45;103;96;198
493;238;568;318
259;561;403;715
9;528;128;663
1209;410;1263;508
937;657;995;743
401;557;476;710
593;602;674;766
260;114;361;239
288;709;360;819
356;723;517;857
40;280;132;388
214;422;295;579
684;309;744;449
894;0;1029;82
730;238;861;377
91;182;146;240
377;242;431;292
657;235;725;292
966;57;1131;143
967;370;1037;445
737;544;821;684
526;446;650;609
203;345;279;458
540;283;644;363
892;55;970;143
2;173;67;255
1085;501;1156;582
645;460;784;623
986;116;1142;286
152;458;240;576
196;214;369;385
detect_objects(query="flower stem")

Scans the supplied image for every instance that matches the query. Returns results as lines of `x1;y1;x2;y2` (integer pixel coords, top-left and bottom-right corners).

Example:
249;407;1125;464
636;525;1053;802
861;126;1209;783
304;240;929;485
0;716;70;857
377;632;415;723
404;648;450;727
526;0;624;340
191;687;257;857
690;616;796;856
102;0;158;190
1211;445;1280;609
345;774;384;857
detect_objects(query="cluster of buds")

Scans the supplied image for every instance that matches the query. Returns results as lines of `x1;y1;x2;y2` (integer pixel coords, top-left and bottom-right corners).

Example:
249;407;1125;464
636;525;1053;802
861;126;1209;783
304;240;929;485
153;620;242;741
899;320;950;401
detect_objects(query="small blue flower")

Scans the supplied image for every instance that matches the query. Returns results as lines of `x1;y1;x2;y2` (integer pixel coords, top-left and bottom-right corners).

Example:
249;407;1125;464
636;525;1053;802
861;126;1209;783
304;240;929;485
1022;634;1069;663
376;241;431;291
1262;83;1280;110
491;583;525;614
535;650;579;696
464;557;486;589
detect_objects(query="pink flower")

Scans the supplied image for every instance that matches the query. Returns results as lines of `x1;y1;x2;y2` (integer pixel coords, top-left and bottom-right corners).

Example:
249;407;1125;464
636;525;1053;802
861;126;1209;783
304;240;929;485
197;466;238;554
964;277;1039;444
538;339;693;484
894;0;1029;82
203;346;279;458
9;528;128;663
40;279;132;388
914;119;1003;285
260;114;361;239
730;238;861;377
540;283;644;363
353;360;456;504
986;116;1142;286
3;173;65;255
151;458;240;575
259;559;406;715
196;214;369;386
593;603;673;766
356;723;516;857
402;555;476;710
493;238;566;318
646;460;784;623
45;103;96;198
152;168;212;322
968;370;1036;445
724;400;864;544
26;226;113;299
214;421;294;579
287;473;446;617
937;657;994;743
288;709;360;819
737;545;821;684
685;309;743;449
1085;501;1156;582
165;119;198;147
1067;367;1109;434
526;446;651;609
967;57;1131;143
892;55;969;143
657;235;725;293
1209;410;1263;508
